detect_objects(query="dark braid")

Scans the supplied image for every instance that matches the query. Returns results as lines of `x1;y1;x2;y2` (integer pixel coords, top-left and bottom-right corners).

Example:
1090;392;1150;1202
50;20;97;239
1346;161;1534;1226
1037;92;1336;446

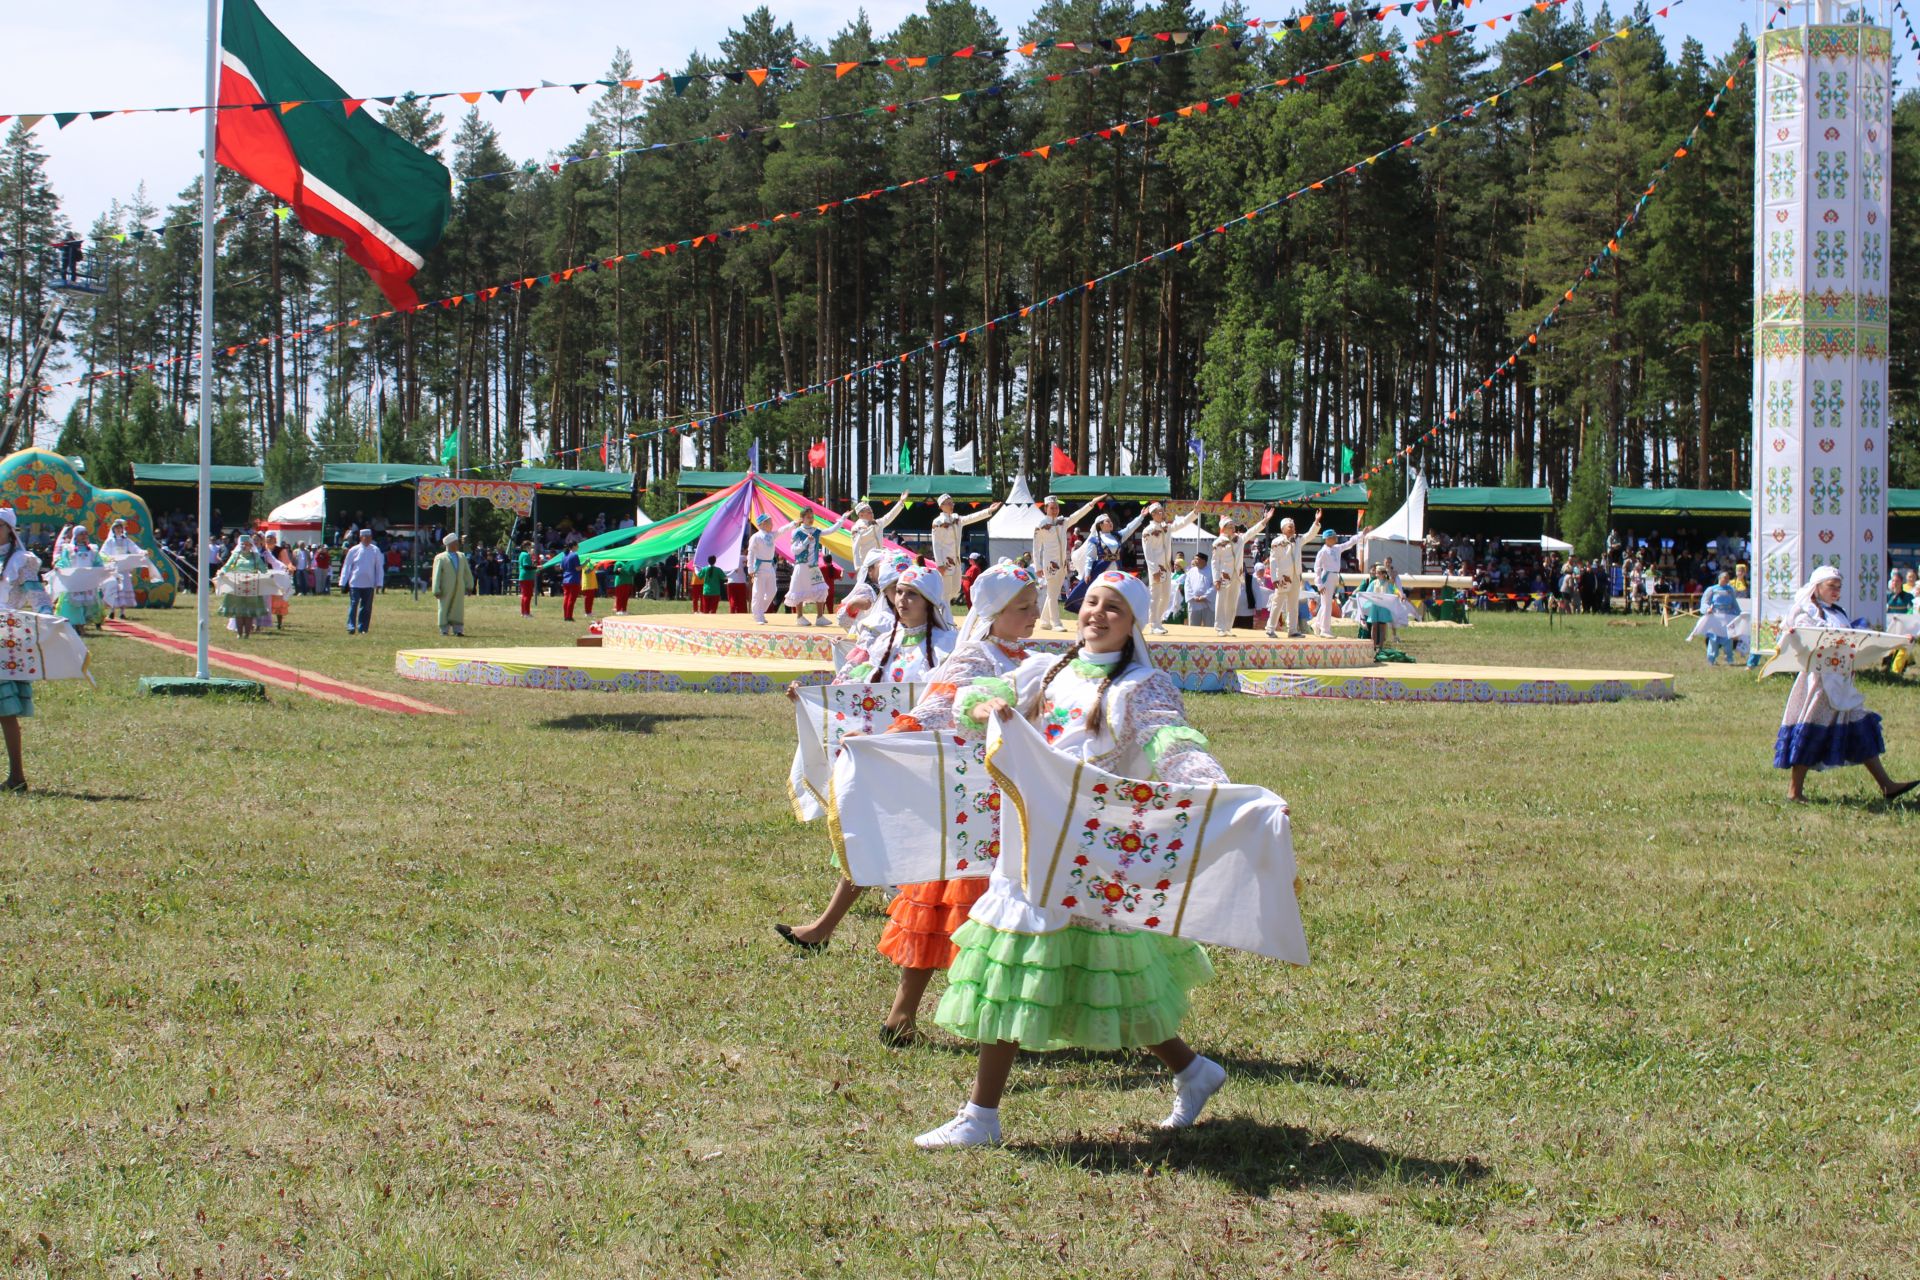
1085;635;1134;736
869;621;903;684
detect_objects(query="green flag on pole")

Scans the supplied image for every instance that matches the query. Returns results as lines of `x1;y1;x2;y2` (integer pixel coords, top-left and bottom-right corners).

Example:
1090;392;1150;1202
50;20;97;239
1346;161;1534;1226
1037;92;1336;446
897;438;913;474
440;433;457;465
1339;445;1354;477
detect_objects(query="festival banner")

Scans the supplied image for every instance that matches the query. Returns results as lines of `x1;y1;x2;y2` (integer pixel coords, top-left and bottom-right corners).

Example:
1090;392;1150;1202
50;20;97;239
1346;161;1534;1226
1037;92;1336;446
415;477;536;516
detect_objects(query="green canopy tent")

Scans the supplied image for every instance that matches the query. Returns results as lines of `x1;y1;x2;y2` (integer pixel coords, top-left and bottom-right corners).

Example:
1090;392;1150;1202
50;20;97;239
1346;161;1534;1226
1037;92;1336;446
131;462;262;530
1427;486;1553;540
511;467;636;531
319;462;447;537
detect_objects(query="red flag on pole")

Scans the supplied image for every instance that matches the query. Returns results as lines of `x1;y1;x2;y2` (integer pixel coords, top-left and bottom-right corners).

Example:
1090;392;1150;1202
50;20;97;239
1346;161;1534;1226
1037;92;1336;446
807;440;828;469
1259;445;1281;477
1050;444;1078;476
599;431;609;467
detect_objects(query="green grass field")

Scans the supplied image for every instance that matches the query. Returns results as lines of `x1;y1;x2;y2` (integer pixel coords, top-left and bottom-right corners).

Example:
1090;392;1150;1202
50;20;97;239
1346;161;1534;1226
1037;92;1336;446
3;592;1916;1278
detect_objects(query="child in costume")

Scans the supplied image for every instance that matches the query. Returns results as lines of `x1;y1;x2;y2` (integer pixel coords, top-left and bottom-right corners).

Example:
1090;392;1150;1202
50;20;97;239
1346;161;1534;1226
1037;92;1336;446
915;569;1230;1148
777;564;959;952
53;526;107;630
216;533;274;639
870;561;1042;1044
0;510;41;790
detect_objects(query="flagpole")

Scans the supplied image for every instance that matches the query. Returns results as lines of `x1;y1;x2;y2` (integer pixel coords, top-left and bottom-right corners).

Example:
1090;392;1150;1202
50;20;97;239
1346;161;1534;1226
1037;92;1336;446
194;0;220;681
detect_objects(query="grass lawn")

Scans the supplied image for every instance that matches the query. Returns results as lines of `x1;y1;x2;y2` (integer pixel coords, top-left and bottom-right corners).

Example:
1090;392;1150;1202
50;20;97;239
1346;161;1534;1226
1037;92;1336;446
3;592;1916;1278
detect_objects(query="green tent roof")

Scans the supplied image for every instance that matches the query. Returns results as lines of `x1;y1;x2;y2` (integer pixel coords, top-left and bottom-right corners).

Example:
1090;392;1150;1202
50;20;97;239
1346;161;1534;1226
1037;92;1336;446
677;469;807;493
510;467;634;495
1610;487;1752;516
131;463;264;490
1241;480;1369;507
320;462;449;489
1891;489;1920;516
863;473;996;500
1430;486;1553;512
1045;475;1171;500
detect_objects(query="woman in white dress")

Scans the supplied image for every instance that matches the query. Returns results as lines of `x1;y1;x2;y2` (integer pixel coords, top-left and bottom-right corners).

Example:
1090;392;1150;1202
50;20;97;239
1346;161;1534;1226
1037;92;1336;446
98;519;144;620
1774;566;1916;803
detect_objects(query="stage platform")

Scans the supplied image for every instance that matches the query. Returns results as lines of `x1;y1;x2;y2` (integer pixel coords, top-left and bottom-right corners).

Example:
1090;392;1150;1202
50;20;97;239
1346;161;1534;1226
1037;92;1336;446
1235;662;1675;705
598;612;1374;691
395;645;832;695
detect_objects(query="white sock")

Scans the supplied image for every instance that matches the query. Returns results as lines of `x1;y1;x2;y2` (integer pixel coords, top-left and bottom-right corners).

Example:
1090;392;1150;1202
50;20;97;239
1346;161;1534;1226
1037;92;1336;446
963;1102;998;1124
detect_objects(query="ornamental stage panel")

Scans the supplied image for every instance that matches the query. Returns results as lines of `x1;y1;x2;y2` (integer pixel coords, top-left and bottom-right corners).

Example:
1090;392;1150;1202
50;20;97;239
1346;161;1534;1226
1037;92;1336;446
1235;663;1676;705
395;645;833;695
595;612;1375;692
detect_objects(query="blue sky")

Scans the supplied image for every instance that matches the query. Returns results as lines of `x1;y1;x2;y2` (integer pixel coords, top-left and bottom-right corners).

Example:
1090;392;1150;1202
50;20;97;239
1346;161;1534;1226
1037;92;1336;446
3;1;1774;235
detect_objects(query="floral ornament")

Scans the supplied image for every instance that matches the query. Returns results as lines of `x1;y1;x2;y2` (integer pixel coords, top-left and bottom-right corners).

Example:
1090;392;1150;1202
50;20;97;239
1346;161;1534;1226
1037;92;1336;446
1768;149;1796;201
1765;466;1794;517
1768;229;1795;282
1860;230;1883;283
1813;230;1847;280
1816;69;1850;121
948;735;1000;872
1859;466;1882;516
1859;380;1883;432
1814;149;1848;200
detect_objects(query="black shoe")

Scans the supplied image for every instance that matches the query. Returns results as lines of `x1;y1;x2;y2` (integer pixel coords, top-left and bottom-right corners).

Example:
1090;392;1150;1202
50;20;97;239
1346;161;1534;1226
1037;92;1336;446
775;923;826;953
1882;779;1920;802
879;1022;917;1048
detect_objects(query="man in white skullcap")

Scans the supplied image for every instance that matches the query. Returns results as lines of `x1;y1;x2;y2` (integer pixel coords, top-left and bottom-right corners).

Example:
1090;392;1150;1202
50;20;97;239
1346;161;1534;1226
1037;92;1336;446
1310;523;1369;637
836;497;906;568
1030;491;1105;631
1132;502;1202;635
1263;510;1323;639
929;492;1001;602
430;531;475;636
747;512;783;625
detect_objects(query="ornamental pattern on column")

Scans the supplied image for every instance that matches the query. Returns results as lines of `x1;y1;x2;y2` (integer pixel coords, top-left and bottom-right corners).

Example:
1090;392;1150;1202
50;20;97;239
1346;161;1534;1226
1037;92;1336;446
1753;19;1892;626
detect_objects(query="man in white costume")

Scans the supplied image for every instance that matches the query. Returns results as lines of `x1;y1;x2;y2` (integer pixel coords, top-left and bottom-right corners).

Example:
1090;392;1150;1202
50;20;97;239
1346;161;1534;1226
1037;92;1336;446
1263;510;1323;638
1209;508;1274;637
837;499;906;568
1030;491;1105;631
746;513;783;625
929;493;1001;601
1309;524;1368;638
429;532;474;637
1132;503;1202;634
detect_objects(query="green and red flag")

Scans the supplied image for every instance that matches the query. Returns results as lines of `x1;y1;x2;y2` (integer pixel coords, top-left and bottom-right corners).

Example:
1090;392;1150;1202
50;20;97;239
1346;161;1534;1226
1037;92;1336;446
215;0;450;308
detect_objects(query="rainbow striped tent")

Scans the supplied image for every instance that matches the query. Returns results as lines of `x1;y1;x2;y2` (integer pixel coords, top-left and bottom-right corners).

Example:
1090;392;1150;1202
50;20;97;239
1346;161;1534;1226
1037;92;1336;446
544;472;900;573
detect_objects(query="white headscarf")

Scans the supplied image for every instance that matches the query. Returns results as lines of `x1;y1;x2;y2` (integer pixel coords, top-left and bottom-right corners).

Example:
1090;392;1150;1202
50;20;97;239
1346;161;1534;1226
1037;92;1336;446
1790;565;1849;624
1080;568;1155;668
893;563;956;632
957;559;1039;648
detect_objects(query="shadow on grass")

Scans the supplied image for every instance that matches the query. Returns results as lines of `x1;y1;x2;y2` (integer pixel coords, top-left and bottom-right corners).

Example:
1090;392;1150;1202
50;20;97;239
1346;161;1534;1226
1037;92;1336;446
1014;1117;1487;1197
537;712;707;735
9;788;148;803
1007;1051;1368;1092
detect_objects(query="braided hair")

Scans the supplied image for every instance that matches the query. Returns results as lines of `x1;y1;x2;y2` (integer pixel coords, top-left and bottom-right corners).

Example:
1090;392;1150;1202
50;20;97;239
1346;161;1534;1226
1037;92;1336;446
1023;635;1135;736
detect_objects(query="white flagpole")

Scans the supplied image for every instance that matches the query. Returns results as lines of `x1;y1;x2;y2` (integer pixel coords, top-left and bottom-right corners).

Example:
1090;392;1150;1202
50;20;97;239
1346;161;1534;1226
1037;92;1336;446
194;0;220;680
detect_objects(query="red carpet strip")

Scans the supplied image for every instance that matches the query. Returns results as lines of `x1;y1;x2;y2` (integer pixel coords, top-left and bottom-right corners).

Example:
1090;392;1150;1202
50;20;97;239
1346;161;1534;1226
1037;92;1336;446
104;620;455;715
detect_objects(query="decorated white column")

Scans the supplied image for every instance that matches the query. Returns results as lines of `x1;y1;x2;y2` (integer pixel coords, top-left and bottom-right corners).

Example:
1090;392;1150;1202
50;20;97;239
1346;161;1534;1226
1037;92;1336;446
1753;2;1893;629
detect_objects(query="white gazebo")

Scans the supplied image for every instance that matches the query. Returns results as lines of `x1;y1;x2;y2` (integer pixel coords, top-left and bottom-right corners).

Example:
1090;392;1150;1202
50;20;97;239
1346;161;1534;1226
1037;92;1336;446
260;485;324;537
1362;473;1427;576
986;474;1044;565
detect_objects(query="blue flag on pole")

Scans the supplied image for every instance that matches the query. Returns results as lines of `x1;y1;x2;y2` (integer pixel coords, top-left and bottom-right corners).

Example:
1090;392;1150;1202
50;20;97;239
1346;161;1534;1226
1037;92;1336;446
1188;436;1206;498
748;440;760;473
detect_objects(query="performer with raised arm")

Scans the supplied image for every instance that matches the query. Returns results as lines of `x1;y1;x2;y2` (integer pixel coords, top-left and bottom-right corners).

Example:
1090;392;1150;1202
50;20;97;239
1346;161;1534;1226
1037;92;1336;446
1031;492;1106;632
1264;511;1323;639
1208;507;1275;637
1309;523;1369;638
1771;566;1916;804
837;498;906;569
929;494;1001;601
746;513;786;625
1130;503;1201;635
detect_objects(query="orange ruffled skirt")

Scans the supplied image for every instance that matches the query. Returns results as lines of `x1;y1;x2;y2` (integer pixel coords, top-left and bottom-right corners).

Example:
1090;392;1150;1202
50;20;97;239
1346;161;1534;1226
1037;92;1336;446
876;877;990;970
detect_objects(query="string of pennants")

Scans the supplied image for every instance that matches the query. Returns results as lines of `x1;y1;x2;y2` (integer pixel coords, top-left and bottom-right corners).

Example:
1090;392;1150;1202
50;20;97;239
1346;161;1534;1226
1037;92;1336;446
611;12;1687;463
1892;0;1920;66
5;0;1653;411
0;0;1514;131
58;0;1577;250
1293;15;1757;507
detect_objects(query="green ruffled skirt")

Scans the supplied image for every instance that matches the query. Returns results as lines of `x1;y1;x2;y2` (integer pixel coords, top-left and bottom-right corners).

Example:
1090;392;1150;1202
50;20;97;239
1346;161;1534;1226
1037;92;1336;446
933;919;1213;1052
0;679;32;718
219;594;270;619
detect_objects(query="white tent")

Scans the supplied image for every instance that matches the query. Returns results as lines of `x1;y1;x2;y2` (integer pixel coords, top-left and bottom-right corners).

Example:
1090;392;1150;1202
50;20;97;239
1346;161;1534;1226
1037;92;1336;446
261;485;323;535
986;474;1044;565
1504;535;1574;554
1362;474;1426;575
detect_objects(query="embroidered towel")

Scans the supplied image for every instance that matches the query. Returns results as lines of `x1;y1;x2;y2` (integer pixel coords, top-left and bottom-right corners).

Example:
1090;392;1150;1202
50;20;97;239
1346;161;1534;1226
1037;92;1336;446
0;608;92;683
829;727;1000;884
787;681;924;822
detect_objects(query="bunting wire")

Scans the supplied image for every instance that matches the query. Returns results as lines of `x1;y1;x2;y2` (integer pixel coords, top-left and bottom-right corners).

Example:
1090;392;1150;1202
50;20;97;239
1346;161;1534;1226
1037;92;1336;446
0;0;1495;129
69;0;1580;247
7;0;1641;412
1297;32;1756;506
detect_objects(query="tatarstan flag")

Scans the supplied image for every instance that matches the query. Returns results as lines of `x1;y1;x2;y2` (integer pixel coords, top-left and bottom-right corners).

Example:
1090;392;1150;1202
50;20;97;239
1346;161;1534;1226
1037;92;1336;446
215;0;450;308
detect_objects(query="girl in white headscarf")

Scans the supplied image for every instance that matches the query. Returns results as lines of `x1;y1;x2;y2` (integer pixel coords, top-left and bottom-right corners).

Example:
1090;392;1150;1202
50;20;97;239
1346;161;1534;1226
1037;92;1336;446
0;509;40;789
98;519;143;620
1775;565;1916;802
867;561;1043;1044
834;549;912;638
777;565;964;955
53;525;106;630
217;532;273;639
913;569;1233;1149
